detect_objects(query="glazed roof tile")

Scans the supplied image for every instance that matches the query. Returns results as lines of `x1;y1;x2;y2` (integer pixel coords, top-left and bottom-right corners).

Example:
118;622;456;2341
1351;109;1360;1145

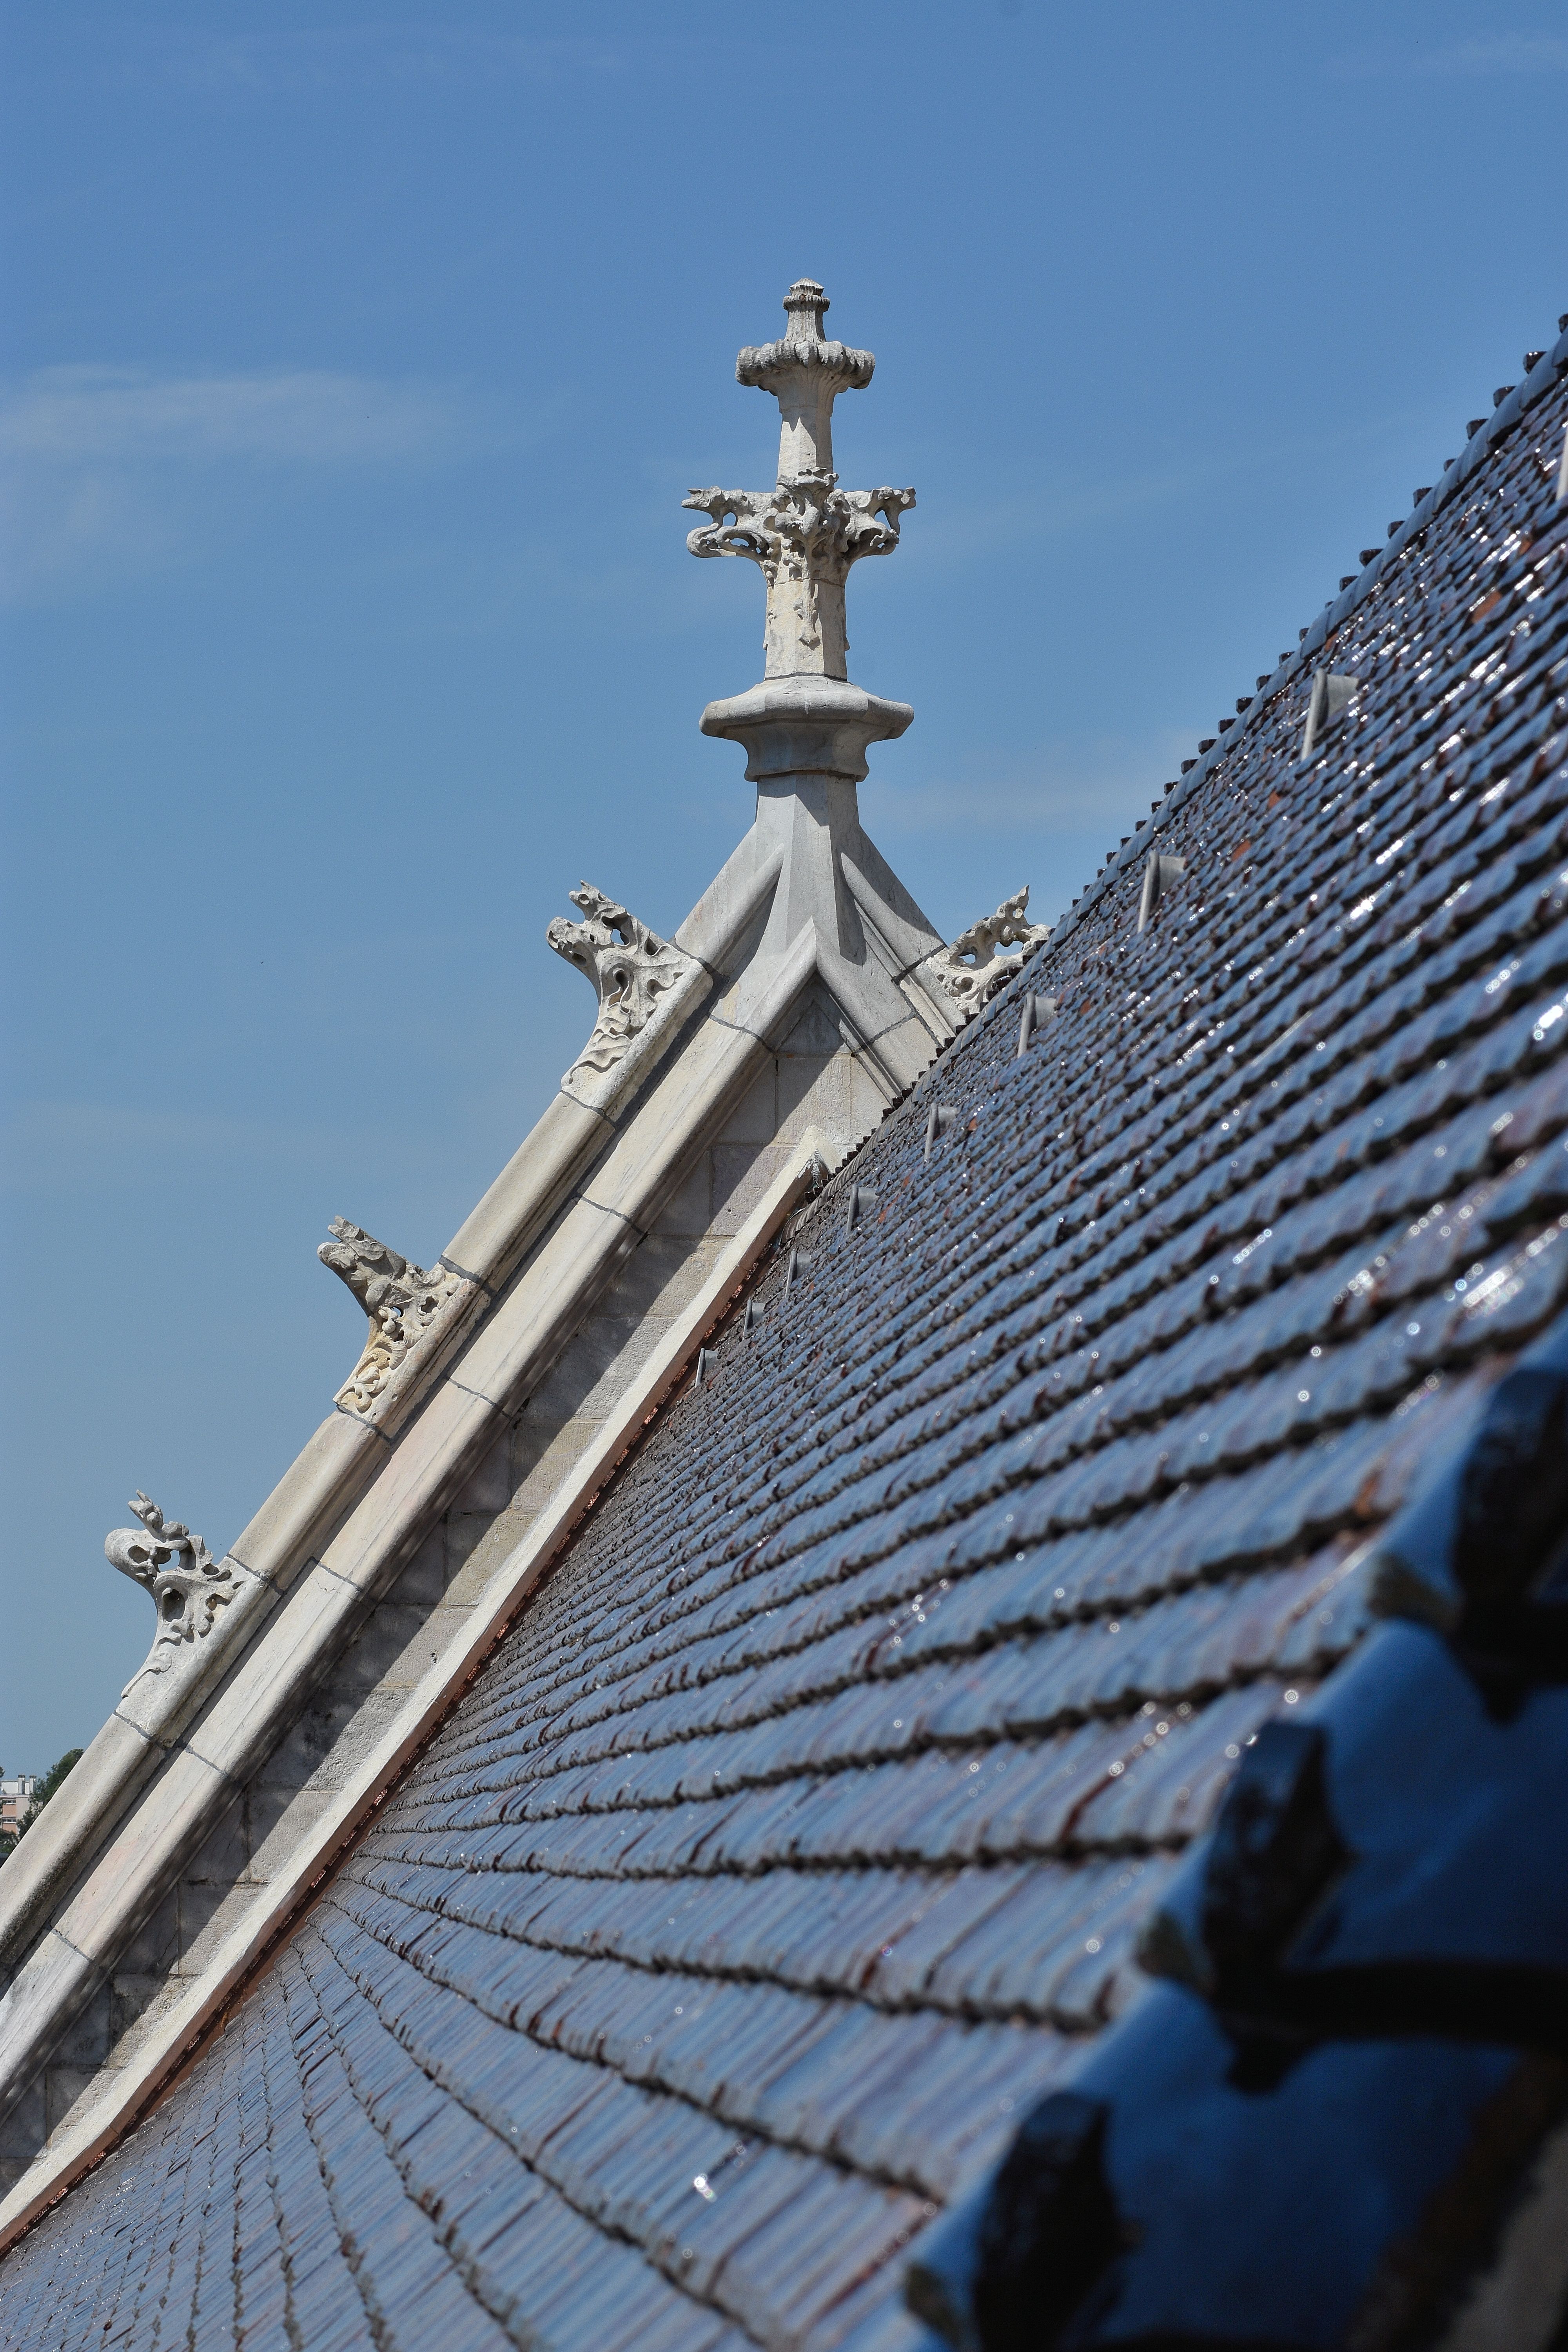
3;328;1568;2350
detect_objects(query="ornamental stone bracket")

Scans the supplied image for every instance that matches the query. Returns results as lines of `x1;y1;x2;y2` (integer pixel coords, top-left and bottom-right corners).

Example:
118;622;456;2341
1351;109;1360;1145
684;279;915;684
105;1493;237;1696
319;1216;477;1424
547;883;703;1112
922;887;1051;1020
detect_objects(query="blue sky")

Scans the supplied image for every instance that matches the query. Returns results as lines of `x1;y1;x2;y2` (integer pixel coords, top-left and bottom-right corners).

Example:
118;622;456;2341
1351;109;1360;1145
2;0;1565;1765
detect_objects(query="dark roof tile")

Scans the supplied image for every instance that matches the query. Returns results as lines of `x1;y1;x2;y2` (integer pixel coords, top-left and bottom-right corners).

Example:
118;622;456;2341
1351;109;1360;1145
8;339;1568;2352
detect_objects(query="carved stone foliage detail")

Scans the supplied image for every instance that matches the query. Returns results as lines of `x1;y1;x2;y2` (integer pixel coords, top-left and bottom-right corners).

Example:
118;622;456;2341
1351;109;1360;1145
319;1217;467;1417
548;883;695;1083
683;484;915;681
105;1492;236;1693
924;887;1051;1020
683;279;915;681
735;277;875;416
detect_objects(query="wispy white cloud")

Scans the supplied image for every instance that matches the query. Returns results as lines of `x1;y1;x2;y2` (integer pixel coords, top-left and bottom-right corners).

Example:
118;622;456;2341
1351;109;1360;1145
0;1099;342;1193
0;364;497;603
74;25;642;97
0;364;475;466
863;729;1196;842
903;397;1423;577
1335;32;1568;77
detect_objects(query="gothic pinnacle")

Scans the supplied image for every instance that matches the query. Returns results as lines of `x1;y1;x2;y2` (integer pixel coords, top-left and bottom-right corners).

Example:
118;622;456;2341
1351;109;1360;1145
736;277;874;485
683;278;915;682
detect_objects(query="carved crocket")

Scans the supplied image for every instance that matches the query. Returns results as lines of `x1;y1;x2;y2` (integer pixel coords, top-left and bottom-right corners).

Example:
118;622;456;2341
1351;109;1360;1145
318;1218;443;1321
547;883;692;1078
105;1490;236;1691
318;1216;467;1416
924;887;1052;1020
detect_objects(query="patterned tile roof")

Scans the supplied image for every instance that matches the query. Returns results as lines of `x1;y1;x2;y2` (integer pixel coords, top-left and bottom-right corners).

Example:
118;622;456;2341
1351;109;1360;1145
2;335;1567;2352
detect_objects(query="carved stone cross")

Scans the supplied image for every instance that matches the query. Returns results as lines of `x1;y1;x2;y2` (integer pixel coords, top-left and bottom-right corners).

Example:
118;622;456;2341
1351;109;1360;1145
684;279;915;682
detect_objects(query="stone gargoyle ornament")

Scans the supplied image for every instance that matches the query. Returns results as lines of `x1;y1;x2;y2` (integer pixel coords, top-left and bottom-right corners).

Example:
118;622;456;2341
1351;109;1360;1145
105;1491;236;1694
923;887;1051;1020
318;1216;467;1418
547;883;693;1080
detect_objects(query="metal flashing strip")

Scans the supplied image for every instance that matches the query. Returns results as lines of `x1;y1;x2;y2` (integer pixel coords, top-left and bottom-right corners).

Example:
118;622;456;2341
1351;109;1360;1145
0;1127;837;2258
924;1102;960;1160
1015;988;1057;1056
1298;670;1357;764
843;1179;878;1236
1136;852;1187;935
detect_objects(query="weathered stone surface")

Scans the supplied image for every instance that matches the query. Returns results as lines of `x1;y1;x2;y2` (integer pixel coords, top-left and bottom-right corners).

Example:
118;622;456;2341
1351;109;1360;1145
318;1216;477;1422
684;278;915;681
546;881;702;1103
922;885;1052;1018
102;1494;236;1696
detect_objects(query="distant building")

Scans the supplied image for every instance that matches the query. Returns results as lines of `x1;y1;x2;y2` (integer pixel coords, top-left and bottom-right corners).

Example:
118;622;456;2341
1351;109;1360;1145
0;1780;37;1842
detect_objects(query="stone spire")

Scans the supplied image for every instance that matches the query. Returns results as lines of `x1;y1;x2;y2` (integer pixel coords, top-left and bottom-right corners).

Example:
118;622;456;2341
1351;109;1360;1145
683;279;919;797
683;278;915;684
741;277;871;484
675;277;956;1091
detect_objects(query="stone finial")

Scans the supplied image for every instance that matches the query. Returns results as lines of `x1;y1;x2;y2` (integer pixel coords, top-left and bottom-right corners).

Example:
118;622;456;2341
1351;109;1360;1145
548;883;695;1080
683;279;915;682
924;888;1051;1020
105;1492;236;1692
319;1218;469;1418
736;278;875;485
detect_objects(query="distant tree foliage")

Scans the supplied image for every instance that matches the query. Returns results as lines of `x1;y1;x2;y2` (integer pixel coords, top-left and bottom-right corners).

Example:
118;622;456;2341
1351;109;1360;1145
0;1748;83;1863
